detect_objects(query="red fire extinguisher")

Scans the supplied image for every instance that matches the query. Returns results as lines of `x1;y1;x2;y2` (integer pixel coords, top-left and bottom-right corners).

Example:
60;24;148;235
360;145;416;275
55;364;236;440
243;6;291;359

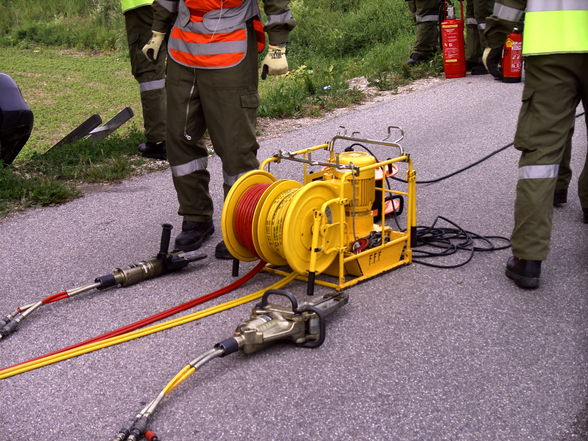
502;28;523;83
441;1;466;79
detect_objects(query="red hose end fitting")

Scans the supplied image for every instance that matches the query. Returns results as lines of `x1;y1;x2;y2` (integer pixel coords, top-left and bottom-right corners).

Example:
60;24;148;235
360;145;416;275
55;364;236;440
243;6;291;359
145;430;160;441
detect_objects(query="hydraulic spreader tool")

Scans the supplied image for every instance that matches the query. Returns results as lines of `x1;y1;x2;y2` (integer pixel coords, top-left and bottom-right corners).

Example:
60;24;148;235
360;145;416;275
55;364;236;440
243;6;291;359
0;224;205;340
221;127;416;294
111;289;349;441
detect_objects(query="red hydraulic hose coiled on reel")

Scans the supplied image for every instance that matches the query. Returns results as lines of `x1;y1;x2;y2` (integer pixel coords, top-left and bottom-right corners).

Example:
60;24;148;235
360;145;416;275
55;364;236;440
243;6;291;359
233;183;271;257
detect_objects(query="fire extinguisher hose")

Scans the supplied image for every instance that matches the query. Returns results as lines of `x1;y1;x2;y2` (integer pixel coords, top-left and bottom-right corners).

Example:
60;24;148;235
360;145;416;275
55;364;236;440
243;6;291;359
0;271;296;380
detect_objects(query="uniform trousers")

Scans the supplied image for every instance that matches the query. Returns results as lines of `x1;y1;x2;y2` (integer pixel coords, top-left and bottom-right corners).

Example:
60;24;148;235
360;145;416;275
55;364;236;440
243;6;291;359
166;21;260;223
124;5;166;143
465;0;493;64
406;0;440;58
512;53;588;260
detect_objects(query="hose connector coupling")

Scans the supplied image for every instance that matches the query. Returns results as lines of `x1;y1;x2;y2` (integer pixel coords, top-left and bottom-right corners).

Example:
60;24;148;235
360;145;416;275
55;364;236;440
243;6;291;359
0;317;21;340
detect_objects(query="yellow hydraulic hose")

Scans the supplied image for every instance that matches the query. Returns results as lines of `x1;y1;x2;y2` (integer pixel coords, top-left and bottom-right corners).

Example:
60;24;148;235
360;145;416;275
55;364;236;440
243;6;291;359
163;366;196;395
163;365;195;394
0;274;296;380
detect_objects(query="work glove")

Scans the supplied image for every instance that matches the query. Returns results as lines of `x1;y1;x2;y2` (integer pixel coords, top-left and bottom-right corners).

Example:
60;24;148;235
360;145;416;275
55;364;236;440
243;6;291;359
483;47;503;80
260;44;288;80
142;31;166;63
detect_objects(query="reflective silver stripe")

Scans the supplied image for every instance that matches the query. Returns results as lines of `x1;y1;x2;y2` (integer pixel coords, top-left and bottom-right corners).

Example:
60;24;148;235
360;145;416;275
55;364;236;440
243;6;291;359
527;0;588;12
416;14;439;23
171;157;208;177
168;37;247;56
265;10;293;26
466;18;478;25
157;0;178;13
478;22;487;30
518;164;559;179
493;2;524;22
139;79;165;92
223;170;246;187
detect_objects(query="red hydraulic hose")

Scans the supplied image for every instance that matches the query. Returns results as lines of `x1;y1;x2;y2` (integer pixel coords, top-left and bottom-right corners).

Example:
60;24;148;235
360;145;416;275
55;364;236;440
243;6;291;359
234;183;270;256
42;291;69;304
6;261;265;370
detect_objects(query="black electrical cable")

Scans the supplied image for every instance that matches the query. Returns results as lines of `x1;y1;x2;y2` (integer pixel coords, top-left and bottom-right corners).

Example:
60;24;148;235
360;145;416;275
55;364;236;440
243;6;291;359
338;110;586;267
341;115;588;268
393;141;513;185
409;216;511;269
392;111;586;185
343;143;512;268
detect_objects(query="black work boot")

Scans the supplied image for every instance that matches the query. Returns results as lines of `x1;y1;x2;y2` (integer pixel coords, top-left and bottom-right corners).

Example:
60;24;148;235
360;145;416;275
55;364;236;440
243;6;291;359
583;208;588;224
406;53;430;66
138;141;166;160
215;240;233;260
470;63;488;75
174;220;214;251
505;256;541;290
553;188;568;206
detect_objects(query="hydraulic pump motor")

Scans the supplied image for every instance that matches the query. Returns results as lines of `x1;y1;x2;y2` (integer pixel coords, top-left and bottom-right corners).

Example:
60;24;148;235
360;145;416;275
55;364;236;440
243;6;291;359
331;151;377;242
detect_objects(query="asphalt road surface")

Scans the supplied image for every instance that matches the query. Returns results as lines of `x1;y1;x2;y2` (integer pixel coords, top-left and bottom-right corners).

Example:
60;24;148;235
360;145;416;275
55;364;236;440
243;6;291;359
1;73;586;441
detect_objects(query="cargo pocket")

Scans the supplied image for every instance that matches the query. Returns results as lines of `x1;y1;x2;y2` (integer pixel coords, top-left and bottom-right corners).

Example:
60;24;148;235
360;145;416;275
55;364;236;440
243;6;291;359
126;29;139;49
513;86;535;152
240;92;259;110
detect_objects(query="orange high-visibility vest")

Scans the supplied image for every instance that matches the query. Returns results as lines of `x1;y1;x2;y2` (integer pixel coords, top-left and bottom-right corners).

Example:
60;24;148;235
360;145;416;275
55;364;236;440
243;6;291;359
168;0;265;69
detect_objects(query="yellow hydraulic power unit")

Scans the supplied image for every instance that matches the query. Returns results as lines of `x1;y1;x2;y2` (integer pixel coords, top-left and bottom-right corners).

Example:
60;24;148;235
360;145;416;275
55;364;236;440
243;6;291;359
221;129;416;292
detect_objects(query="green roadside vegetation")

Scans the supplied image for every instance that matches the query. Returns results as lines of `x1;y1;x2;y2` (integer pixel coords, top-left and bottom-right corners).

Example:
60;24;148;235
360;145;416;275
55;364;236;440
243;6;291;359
0;0;443;217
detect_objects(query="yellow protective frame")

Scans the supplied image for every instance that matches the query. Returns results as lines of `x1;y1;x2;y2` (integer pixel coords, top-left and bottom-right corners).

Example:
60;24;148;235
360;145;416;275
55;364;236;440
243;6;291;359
259;140;416;291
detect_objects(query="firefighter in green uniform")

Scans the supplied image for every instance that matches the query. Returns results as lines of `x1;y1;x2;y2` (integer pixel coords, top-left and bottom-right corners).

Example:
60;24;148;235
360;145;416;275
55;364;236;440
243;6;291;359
554;139;576;207
121;0;167;159
465;0;493;74
142;0;295;258
483;0;588;289
405;0;440;65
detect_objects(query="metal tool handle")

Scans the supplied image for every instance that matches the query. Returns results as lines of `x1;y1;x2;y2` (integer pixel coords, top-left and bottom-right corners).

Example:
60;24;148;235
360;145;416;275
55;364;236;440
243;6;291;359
158;223;173;257
300;305;326;348
329;134;404;156
257;289;299;311
382;125;405;144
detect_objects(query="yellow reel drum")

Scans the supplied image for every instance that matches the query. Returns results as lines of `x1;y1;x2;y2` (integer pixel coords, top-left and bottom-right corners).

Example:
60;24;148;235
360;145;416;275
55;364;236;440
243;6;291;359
254;179;302;266
282;180;342;275
222;170;344;276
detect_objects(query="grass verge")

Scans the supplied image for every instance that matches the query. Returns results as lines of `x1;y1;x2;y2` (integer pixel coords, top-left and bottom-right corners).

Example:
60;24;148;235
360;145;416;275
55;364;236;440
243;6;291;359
0;130;166;217
0;0;445;218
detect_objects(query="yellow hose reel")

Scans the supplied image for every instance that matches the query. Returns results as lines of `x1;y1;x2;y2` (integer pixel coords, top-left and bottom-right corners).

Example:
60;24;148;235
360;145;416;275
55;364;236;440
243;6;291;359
221;132;417;291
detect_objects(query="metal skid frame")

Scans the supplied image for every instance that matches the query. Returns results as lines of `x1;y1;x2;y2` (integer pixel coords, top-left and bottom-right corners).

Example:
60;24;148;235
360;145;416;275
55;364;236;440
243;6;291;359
258;130;417;292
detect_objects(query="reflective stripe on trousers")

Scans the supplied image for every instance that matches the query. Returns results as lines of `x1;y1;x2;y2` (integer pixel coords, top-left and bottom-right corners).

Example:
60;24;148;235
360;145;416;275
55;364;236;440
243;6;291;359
519;165;559;180
223;170;246;187
140;79;165;93
416;14;438;22
171;156;208;177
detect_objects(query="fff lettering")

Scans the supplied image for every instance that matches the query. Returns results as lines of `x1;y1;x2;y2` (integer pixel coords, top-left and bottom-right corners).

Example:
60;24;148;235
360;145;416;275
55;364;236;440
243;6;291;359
368;250;382;265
